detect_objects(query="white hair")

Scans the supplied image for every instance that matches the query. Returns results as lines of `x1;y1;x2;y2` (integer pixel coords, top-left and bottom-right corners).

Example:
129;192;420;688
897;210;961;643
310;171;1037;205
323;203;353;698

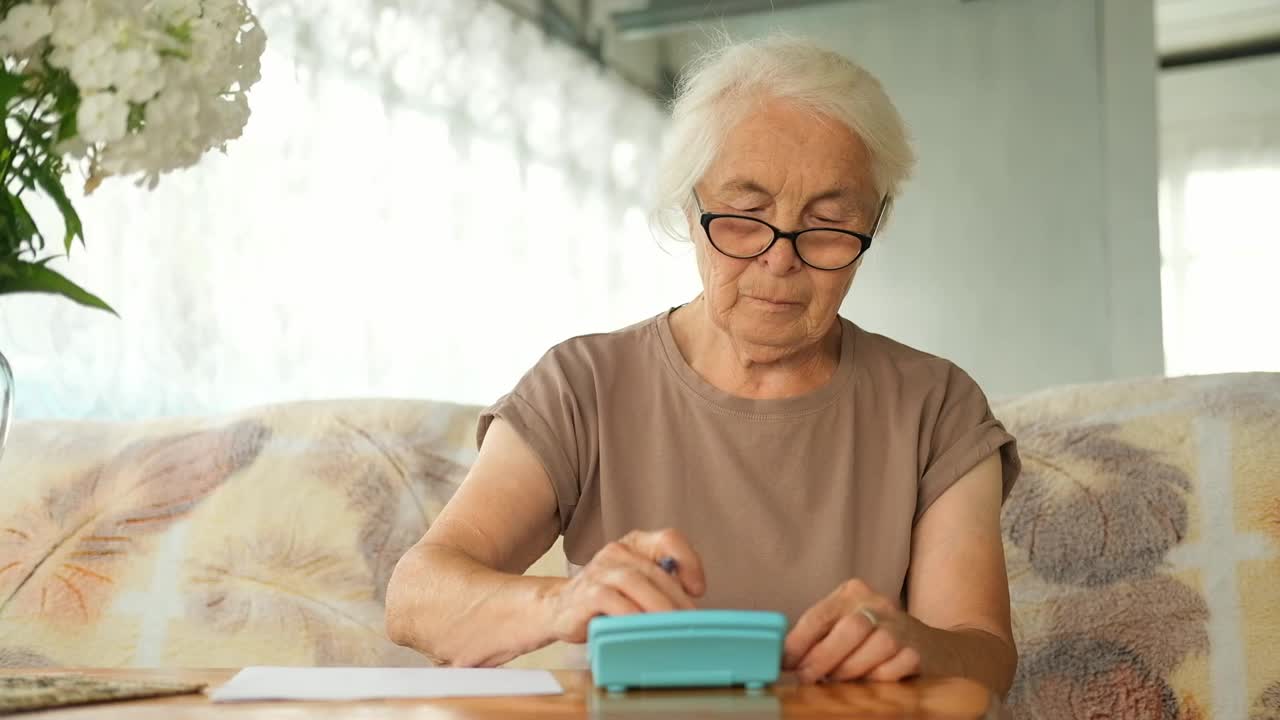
653;35;916;240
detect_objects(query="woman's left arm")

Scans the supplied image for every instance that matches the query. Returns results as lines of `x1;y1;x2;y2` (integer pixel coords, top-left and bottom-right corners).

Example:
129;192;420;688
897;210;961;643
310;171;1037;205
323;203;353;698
783;452;1017;694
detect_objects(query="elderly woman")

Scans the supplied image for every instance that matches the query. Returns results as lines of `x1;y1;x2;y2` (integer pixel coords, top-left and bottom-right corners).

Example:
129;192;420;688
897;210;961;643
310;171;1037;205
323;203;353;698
386;37;1020;694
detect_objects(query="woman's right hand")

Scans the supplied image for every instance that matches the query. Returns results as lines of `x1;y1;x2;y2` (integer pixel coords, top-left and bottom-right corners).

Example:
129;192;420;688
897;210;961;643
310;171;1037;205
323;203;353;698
544;529;707;644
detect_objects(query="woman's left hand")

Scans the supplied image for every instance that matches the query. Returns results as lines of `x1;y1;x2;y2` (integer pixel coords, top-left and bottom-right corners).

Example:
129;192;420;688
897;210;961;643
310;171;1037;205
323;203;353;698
783;579;923;684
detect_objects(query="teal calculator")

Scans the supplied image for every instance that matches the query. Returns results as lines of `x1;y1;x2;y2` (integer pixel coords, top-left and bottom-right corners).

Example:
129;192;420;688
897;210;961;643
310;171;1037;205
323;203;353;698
587;610;788;693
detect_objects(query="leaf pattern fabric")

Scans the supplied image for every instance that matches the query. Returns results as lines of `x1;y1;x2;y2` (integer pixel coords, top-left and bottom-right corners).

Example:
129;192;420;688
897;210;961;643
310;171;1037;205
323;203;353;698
0;421;269;622
999;373;1280;719
0;376;1276;720
0;400;478;668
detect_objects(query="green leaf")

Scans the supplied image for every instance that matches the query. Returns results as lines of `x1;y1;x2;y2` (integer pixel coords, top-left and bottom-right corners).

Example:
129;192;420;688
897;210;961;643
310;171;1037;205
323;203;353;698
30;162;81;252
35;66;81;144
56;98;79;143
127;102;145;132
166;20;193;44
6;190;43;251
0;186;40;256
0;196;19;253
0;68;25;110
0;257;116;315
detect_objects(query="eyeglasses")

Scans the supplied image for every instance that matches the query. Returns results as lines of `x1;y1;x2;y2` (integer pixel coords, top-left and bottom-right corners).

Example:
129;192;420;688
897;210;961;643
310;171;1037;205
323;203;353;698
695;195;889;271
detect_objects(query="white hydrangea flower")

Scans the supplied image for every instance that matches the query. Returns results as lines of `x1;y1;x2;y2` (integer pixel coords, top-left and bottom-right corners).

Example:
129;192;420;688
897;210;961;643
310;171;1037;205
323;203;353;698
210;93;250;142
151;0;202;25
48;43;73;70
148;88;201;126
16;0;268;189
68;36;115;90
96;133;148;176
55;136;92;161
77;92;130;143
236;24;267;87
201;0;247;28
113;48;165;103
50;0;96;47
0;4;53;53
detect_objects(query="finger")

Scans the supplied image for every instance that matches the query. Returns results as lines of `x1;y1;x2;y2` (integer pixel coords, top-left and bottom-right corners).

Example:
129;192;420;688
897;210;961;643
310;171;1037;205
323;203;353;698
829;629;899;682
866;647;922;683
560;585;642;643
623;529;707;597
783;597;846;669
796;615;875;684
585;583;643;618
597;542;696;609
599;567;684;613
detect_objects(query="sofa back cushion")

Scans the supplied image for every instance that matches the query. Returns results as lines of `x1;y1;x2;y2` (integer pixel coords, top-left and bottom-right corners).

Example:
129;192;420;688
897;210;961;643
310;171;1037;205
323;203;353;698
3;372;1277;719
995;373;1280;719
0;399;530;667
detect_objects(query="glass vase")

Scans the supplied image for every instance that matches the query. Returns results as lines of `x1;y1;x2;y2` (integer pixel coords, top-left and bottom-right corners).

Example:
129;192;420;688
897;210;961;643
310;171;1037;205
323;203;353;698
0;348;12;464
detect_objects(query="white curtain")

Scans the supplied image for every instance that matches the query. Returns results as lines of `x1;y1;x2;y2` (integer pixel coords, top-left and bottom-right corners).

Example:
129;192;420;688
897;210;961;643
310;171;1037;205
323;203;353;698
0;0;699;420
1159;115;1280;377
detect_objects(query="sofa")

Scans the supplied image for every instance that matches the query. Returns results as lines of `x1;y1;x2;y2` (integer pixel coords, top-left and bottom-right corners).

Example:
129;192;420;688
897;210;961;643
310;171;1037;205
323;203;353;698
0;373;1276;718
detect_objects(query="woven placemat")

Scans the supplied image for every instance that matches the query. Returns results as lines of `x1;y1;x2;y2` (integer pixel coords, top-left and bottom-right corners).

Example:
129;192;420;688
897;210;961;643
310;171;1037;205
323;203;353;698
0;674;206;715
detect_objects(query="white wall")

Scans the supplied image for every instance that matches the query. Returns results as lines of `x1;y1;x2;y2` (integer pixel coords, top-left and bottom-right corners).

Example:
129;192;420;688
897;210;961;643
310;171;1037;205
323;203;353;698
1156;0;1280;55
1161;53;1280;129
696;0;1164;396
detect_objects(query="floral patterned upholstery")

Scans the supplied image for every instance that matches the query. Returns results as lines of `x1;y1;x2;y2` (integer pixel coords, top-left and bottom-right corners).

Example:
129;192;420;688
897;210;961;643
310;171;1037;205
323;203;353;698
998;373;1280;718
1;374;1277;718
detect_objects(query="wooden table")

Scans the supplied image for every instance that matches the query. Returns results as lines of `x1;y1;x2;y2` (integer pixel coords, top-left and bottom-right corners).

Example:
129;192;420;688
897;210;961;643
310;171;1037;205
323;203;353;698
2;668;1004;718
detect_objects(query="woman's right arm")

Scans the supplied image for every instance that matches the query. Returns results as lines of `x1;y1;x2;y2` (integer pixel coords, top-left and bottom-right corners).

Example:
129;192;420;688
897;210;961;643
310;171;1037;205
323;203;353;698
384;418;705;667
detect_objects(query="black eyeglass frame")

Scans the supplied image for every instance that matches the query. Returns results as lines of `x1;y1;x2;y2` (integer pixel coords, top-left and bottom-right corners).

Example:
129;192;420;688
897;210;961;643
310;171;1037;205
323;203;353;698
694;194;891;271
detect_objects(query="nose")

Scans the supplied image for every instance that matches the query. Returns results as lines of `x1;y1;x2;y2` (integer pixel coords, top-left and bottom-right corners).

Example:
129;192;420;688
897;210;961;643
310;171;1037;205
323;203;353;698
758;234;803;275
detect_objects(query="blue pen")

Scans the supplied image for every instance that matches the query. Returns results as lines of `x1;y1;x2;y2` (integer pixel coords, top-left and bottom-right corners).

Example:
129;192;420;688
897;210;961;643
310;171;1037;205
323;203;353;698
658;556;679;576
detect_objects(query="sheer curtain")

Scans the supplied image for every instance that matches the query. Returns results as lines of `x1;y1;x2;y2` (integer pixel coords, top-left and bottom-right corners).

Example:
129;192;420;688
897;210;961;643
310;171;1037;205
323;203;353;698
0;0;699;420
1159;93;1280;377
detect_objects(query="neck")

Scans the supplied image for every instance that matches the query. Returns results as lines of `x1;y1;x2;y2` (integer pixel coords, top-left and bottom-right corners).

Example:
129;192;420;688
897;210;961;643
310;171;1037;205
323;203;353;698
671;296;843;400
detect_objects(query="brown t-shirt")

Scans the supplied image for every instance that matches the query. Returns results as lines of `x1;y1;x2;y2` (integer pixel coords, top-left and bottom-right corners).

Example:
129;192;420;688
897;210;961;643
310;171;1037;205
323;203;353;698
478;310;1019;624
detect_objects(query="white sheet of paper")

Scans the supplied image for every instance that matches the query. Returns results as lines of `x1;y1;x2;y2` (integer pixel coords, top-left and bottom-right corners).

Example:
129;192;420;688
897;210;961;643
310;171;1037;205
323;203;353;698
209;667;564;703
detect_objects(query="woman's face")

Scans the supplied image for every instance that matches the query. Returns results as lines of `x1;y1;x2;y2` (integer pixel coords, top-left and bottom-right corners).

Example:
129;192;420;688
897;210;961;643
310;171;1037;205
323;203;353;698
690;99;880;358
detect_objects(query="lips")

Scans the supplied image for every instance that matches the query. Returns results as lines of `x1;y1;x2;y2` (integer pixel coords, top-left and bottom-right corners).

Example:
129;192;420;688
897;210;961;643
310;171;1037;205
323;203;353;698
745;295;801;306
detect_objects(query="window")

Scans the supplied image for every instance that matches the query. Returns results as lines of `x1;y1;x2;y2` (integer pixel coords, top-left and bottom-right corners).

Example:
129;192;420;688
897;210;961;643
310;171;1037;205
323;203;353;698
1160;164;1280;376
1159;57;1280;377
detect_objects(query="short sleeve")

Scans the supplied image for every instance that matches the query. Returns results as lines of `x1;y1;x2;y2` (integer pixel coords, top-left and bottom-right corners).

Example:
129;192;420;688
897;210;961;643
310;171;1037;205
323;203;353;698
914;364;1021;524
476;346;594;533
